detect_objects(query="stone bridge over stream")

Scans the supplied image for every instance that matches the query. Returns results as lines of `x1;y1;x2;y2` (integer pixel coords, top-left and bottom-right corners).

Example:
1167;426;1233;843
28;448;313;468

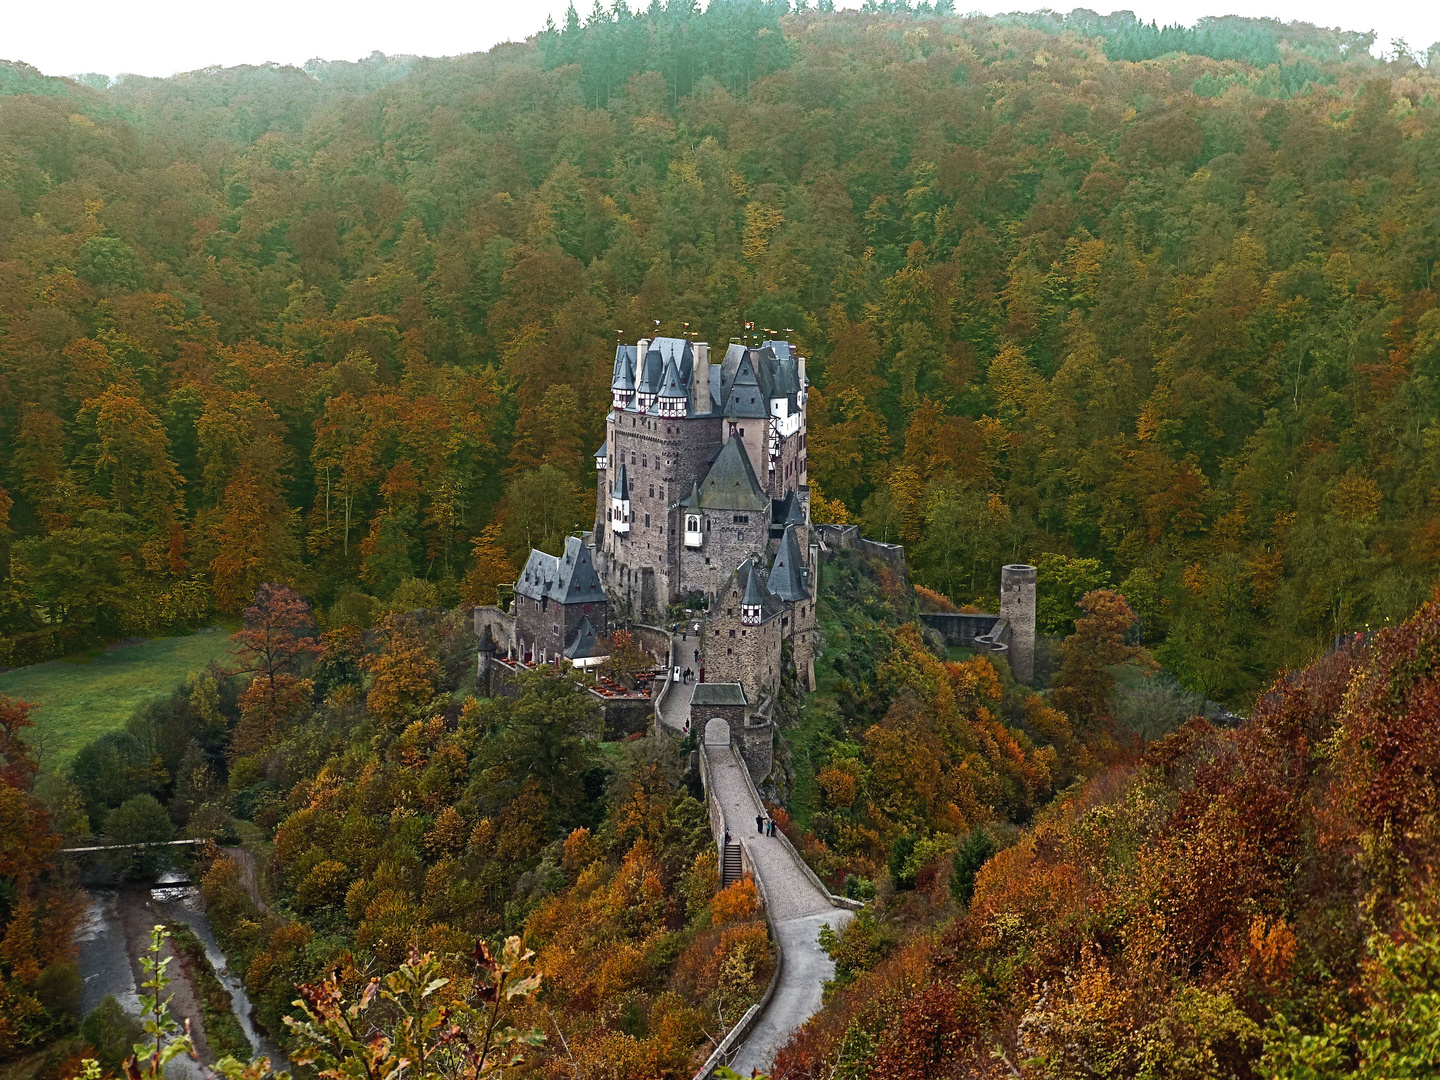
654;640;859;1078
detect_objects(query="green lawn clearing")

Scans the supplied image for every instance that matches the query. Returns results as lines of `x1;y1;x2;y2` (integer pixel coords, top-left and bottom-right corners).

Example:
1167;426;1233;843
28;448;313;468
0;626;237;768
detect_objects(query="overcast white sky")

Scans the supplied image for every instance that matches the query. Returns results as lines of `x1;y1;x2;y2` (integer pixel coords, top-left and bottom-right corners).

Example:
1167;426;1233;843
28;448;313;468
5;0;1437;81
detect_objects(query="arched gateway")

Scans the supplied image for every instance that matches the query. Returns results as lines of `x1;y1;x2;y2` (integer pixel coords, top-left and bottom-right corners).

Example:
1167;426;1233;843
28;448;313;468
704;717;731;745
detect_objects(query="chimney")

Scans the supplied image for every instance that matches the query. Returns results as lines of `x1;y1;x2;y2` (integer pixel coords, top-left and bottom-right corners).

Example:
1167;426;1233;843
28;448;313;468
798;356;806;388
637;338;650;356
693;343;710;414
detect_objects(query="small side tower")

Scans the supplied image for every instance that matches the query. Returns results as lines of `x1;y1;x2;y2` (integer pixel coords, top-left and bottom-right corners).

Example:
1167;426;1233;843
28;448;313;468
1000;564;1037;684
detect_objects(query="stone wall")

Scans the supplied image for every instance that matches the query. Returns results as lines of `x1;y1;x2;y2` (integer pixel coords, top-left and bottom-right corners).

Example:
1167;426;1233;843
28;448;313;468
736;715;774;784
629;623;673;665
511;592;606;664
473;605;517;654
674;504;770;603
600;410;721;619
814;523;909;583
689;699;747;737
705;603;783;704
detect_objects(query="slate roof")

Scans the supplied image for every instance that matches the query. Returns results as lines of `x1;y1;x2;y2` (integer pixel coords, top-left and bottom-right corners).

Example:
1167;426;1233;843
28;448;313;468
637;349;664;394
648;336;693;367
766;524;810;602
564;615;604;660
714;343;802;417
612;462;630;500
594;442;608;463
697;438;769;512
516;536;607;605
679;482;702;510
770;491;805;534
657;357;687;400
612;344;637;385
728;557;785;621
741;563;768;607
611;345;638;397
690;682;747;707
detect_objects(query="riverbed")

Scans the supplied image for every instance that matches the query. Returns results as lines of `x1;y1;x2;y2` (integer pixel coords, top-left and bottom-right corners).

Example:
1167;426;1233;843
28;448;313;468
77;881;288;1077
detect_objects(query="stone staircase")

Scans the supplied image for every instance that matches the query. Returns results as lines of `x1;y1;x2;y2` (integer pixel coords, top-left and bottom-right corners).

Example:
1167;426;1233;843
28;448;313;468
721;841;743;888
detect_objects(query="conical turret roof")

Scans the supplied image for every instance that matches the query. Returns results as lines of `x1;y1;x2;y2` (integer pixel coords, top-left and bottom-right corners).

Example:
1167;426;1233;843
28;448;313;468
766;524;808;602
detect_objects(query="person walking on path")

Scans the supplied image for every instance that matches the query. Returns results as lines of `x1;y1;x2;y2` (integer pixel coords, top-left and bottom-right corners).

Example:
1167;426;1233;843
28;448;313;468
767;818;777;837
756;814;765;835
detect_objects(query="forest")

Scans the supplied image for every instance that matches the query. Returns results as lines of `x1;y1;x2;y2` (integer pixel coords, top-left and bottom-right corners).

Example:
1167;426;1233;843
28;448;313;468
1;2;1440;1078
0;4;1437;707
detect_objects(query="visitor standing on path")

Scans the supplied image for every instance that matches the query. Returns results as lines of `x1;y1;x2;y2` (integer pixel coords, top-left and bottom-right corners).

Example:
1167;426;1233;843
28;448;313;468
756;814;765;834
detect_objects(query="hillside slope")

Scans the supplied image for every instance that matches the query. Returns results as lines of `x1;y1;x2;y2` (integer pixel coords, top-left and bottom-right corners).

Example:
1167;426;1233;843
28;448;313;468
773;590;1440;1079
0;10;1436;713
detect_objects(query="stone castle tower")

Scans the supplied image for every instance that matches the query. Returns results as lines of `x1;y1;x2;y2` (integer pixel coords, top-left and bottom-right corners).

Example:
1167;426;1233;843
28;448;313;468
1000;564;1037;684
593;336;810;622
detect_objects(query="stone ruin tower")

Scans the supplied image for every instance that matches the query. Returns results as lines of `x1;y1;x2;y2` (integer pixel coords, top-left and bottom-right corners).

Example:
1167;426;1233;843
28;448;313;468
1000;564;1037;684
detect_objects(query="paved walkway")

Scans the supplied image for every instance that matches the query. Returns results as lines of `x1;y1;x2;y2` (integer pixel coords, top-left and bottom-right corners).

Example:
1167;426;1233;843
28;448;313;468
704;743;853;1073
656;631;696;734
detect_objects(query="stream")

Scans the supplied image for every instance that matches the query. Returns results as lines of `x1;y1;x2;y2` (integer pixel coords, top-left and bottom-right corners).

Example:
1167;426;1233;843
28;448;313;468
77;878;289;1077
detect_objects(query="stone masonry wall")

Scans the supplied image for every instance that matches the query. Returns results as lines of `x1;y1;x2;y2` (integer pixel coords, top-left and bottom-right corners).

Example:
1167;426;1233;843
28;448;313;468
512;593;606;663
601;410;721;618
705;601;783;704
674;506;769;603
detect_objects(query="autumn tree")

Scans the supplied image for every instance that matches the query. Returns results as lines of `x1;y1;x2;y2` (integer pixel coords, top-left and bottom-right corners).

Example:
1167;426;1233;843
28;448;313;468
229;583;321;753
1051;589;1145;727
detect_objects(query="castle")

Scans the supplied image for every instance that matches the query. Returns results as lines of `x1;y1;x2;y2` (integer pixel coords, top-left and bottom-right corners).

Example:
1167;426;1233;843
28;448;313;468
473;336;819;740
594;336;818;705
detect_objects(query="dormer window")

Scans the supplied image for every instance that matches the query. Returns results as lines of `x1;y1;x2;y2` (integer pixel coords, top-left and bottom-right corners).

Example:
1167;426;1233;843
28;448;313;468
741;602;762;626
685;515;702;548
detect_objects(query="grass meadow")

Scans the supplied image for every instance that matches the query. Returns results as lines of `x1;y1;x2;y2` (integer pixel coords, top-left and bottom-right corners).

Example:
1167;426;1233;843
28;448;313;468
0;627;236;767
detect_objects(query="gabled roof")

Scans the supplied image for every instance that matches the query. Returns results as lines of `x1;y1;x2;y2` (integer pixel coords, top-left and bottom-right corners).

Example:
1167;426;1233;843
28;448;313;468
680;482;701;510
612;462;630;500
648;336;693;367
723;354;769;418
771;491;806;528
517;536;607;605
698;437;768;512
595;442;608;462
564;615;604;660
657;357;687;401
690;682;747;707
637;349;664;394
766;524;809;602
714;342;802;416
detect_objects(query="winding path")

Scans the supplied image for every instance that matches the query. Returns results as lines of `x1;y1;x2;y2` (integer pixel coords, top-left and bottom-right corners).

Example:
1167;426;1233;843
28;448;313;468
655;629;855;1074
704;742;854;1075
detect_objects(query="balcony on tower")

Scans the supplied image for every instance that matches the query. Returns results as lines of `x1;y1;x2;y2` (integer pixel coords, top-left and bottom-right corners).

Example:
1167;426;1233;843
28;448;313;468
680;483;703;547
